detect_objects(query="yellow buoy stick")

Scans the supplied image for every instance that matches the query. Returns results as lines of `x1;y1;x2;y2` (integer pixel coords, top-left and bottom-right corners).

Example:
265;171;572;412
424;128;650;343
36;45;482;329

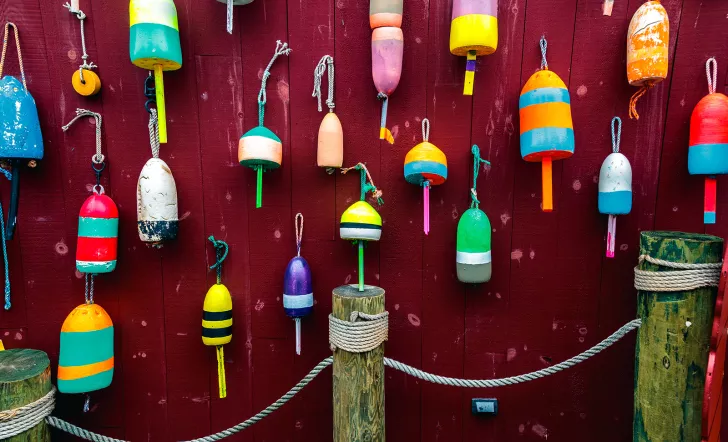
154;65;168;143
464;51;477;95
216;345;226;398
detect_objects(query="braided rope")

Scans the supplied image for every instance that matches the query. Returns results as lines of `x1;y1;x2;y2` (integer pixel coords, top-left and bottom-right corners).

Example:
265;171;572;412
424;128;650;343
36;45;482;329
257;41;291;127
539;36;548;70
706;57;718;95
340;163;384;205
63;2;97;83
294;213;303;257
0;387;55;439
421;118;430;142
208;236;229;284
0;22;27;89
329;311;389;353
0;203;10;310
46;416;127;442
470;145;491;209
611;116;621;153
312;55;334;112
83;272;96;304
148;109;160;159
62;108;105;164
634;254;722;292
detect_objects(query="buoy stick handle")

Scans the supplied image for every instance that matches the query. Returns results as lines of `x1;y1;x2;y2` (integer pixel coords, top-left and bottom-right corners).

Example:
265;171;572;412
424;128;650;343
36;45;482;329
216;345;227;399
295;317;301;355
464;51;476;96
541;157;553;212
358;240;364;292
256;167;263;208
423;183;430;235
154;65;168;144
5;160;20;240
226;0;234;34
704;176;717;224
606;215;616;258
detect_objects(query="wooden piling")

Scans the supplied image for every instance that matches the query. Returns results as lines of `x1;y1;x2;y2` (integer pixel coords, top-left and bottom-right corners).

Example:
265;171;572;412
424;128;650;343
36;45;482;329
633;231;723;442
0;348;52;441
332;284;386;442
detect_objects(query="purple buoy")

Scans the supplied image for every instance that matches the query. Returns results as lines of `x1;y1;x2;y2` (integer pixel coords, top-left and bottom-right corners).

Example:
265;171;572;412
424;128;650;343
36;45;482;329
283;214;313;355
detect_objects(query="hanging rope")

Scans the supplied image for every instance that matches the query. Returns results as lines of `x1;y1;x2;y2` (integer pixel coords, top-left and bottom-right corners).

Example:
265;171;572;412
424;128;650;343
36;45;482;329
148;108;160;159
0;203;9;310
706;57;718;95
0;22;27;89
258;40;292;127
611;116;621;153
421;118;430;142
294;213;303;257
539;36;548;70
84;273;95;304
470;145;491;209
62;109;105;165
341;163;384;205
629;83;653;120
208;236;229;285
63;2;97;83
329;311;389;353
634;254;722;292
312;55;334;113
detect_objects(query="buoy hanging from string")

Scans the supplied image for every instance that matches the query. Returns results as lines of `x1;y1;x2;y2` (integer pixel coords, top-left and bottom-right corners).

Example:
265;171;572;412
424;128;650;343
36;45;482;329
283;213;313;355
456;145;492;283
688;58;728;225
62;109;119;273
449;0;497;95
216;0;253;34
404;118;447;235
58;273;114;412
598;117;632;258
239;41;291;209
340;163;384;292
130;0;182;143
137;108;179;246
0;22;44;241
626;0;669;120
519;36;574;212
313;55;343;172
370;0;403;144
202;236;232;399
63;1;101;96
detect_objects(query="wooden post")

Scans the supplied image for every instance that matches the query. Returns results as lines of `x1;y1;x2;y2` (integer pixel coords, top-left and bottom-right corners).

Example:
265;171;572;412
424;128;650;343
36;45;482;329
634;231;723;442
0;348;52;441
332;284;386;442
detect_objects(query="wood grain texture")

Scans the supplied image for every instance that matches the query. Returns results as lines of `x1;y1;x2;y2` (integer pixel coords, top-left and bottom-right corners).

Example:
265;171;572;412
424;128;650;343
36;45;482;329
0;348;51;441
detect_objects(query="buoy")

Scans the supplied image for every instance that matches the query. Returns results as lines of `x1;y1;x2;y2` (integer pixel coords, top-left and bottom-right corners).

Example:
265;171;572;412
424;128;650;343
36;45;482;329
449;0;498;95
404;119;447;235
688;58;728;225
627;0;669;120
456;145;491;283
216;0;253;34
313;55;343;170
137;110;179;246
202;236;232;399
519;37;574;212
369;0;402;29
284;213;313;355
64;1;101;96
372;27;403;144
58;302;114;394
340;163;384;292
130;0;183;143
598;117;632;258
239;41;291;209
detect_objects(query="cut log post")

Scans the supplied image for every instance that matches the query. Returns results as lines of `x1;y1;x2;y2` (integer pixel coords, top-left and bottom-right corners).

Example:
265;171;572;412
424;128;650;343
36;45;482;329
0;348;52;441
634;231;723;442
332;284;385;442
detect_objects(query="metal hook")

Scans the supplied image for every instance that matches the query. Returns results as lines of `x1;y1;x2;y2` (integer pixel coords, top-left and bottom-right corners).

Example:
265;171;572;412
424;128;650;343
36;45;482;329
144;74;156;113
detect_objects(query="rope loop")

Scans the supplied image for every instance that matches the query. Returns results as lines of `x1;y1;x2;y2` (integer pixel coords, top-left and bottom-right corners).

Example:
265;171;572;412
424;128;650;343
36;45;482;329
634;254;722;292
706;57;718;94
294;213;303;257
208;236;229;284
470;145;491;208
62;109;105;165
539;36;548;70
329;311;389;353
257;40;292;127
0;22;27;90
148;108;160;158
312;55;334;112
0;387;56;439
611;116;622;153
341;163;384;205
421;118;430;142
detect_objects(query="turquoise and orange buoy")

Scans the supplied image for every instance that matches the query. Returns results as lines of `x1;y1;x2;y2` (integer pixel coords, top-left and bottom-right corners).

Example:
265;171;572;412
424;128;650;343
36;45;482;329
449;0;498;95
519;37;574;212
688;58;728;225
404;119;447;235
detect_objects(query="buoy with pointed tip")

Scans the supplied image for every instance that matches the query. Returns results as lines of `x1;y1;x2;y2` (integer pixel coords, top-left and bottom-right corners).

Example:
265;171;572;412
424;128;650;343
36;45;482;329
203;236;232;399
598;117;632;258
313;55;343;170
284;213;313;355
239;41;291;208
519;36;574;212
456;145;491;283
216;0;253;34
404;118;447;235
449;0;498;95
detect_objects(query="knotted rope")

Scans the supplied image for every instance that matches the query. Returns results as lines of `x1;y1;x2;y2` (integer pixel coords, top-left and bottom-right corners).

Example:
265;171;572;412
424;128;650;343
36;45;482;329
63;2;97;83
629;82;653;120
294;213;303;257
257;41;291;127
0;387;56;439
312;55;334;112
208;236;229;285
539;36;548;70
84;272;95;304
329;311;389;353
148;108;160;159
634;254;722;292
0;22;27;89
341;163;384;205
706;57;718;95
470;145;491;209
611;116;621;153
62;109;105;165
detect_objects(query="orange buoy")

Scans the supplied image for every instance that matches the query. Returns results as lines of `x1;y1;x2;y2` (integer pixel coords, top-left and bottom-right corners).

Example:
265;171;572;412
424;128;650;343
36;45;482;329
313;55;343;170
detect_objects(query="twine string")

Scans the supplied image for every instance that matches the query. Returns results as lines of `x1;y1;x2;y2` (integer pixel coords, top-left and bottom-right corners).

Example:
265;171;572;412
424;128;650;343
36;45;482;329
62;109;105;164
258;41;292;127
0;22;27;89
208;236;229;285
312;55;334;112
470;145;491;209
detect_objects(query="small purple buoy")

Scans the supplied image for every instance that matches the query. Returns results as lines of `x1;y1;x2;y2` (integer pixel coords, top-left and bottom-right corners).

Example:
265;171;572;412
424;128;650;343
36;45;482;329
283;214;313;355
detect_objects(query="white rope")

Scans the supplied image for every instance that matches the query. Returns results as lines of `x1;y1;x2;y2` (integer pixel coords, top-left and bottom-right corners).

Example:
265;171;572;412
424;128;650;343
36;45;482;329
706;57;718;95
0;387;56;439
294;212;303;257
421;118;430;142
329;311;388;353
63;2;97;83
611;116;621;153
226;0;234;35
312;55;334;112
258;41;291;126
62;108;104;164
46;416;127;442
148;108;160;159
634;254;722;292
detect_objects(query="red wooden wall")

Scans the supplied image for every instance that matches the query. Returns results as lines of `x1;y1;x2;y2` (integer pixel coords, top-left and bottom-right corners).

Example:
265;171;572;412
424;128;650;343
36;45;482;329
1;0;728;440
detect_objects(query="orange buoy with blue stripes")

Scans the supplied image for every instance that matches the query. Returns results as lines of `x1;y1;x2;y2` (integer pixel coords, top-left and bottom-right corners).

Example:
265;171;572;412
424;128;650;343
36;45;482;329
519;37;574;212
404;119;447;234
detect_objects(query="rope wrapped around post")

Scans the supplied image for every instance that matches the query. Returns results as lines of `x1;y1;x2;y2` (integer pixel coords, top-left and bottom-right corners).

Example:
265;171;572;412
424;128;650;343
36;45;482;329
634;254;721;292
0;387;56;439
329;311;389;353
